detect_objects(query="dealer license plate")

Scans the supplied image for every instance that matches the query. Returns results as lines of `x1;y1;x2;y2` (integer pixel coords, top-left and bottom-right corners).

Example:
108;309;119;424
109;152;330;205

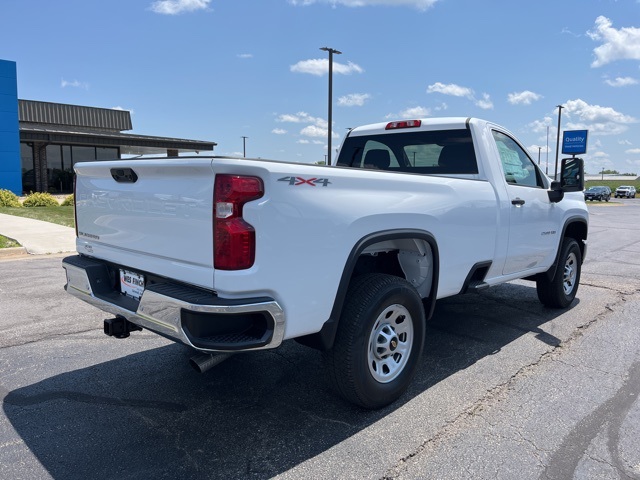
120;269;145;300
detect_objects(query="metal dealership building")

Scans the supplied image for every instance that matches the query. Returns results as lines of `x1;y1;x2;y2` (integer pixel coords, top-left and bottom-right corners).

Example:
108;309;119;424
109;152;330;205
0;59;215;195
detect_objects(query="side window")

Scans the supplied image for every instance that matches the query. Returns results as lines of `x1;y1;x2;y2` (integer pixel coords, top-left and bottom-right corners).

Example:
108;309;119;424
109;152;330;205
492;130;542;188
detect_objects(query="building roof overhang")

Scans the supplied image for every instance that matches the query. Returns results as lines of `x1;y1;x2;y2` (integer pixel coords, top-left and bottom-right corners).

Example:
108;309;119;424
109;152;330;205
19;123;216;155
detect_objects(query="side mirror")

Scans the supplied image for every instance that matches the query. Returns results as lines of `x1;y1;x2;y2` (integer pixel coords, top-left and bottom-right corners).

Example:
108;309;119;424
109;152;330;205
559;157;584;192
548;157;584;203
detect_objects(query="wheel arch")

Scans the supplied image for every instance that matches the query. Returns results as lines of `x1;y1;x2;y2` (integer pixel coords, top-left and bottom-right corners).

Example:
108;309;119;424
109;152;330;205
537;216;588;283
295;229;440;351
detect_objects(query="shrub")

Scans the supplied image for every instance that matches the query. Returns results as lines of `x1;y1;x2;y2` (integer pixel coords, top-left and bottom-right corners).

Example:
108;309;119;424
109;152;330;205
61;194;74;207
23;192;60;207
0;189;22;208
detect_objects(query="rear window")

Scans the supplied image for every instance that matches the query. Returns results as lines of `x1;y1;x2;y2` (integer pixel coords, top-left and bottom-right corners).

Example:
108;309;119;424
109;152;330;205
336;129;478;175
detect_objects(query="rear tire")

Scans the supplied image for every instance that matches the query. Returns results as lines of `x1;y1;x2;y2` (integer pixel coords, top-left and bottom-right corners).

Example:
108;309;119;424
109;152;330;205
324;274;426;409
537;238;582;308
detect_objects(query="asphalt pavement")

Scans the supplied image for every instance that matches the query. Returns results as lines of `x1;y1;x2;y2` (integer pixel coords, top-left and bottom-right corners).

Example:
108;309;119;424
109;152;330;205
1;201;639;479
0;213;76;257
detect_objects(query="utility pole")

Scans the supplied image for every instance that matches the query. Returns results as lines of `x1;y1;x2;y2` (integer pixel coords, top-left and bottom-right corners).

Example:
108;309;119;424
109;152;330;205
242;136;248;158
554;105;564;180
320;47;342;166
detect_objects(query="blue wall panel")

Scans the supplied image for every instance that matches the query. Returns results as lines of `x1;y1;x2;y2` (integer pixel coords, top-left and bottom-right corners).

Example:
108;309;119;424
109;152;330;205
0;59;21;195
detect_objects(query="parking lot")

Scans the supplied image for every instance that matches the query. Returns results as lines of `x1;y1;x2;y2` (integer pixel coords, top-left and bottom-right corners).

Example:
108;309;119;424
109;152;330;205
1;199;640;479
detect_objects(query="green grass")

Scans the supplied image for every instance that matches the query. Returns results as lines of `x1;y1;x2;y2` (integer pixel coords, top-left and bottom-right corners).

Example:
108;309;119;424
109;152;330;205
0;206;75;228
585;180;640;191
0;234;20;248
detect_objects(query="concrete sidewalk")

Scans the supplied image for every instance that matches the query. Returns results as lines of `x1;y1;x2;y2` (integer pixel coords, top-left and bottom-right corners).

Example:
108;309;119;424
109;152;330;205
0;213;76;257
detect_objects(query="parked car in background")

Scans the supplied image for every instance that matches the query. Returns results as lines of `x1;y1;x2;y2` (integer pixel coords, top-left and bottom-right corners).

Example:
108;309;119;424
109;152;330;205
584;186;611;202
615;185;636;198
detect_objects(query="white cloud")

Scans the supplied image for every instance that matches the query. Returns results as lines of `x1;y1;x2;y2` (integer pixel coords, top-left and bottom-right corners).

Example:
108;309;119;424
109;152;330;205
276;112;327;128
150;0;210;14
475;93;493;110
508;90;543;105
604;76;638;87
427;82;491;109
61;79;89;90
276;111;338;139
288;0;438;11
386;106;431;119
272;128;287;135
619;139;633;145
301;125;339;138
427;82;474;98
237;53;253;59
529;116;554;134
626;148;640;154
297;139;310;144
558;98;637;136
587;16;640;67
338;93;371;107
290;58;364;76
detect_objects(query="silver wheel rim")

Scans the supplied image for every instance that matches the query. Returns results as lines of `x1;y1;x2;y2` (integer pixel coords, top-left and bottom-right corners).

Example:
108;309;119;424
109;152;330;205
563;252;578;296
367;304;414;384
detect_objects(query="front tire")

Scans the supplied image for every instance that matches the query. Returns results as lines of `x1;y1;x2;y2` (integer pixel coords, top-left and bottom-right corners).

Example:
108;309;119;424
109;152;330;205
324;274;426;409
536;238;582;308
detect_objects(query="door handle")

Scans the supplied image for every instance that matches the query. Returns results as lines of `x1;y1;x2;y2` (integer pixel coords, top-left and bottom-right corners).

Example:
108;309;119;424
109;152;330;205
511;198;525;206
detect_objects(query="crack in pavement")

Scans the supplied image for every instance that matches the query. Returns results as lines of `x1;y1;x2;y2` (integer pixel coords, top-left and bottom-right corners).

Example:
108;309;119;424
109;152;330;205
380;292;630;480
540;360;640;479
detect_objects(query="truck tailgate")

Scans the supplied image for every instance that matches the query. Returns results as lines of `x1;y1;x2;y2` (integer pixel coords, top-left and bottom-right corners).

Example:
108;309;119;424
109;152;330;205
74;159;215;289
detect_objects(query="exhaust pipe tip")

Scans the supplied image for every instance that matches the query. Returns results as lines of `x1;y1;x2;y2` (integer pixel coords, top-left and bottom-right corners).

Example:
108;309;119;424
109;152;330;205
189;353;233;374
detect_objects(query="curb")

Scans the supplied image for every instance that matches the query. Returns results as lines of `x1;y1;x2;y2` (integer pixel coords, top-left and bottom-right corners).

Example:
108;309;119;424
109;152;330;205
0;246;29;259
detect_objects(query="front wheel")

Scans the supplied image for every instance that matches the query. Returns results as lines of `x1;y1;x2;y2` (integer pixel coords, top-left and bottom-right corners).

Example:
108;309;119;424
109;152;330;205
324;274;426;409
536;238;582;308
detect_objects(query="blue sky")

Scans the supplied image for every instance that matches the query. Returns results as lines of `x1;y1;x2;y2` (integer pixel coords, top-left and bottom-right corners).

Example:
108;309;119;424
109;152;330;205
2;0;640;173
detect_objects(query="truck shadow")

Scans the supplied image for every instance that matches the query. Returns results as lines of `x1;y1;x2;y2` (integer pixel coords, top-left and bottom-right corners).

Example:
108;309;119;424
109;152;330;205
3;282;573;479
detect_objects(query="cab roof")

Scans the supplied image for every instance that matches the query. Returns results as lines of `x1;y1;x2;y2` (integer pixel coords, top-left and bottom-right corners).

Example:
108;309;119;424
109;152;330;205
348;117;481;136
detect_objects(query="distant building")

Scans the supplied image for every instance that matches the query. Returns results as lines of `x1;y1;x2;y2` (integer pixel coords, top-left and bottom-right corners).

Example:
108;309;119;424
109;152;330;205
1;58;216;195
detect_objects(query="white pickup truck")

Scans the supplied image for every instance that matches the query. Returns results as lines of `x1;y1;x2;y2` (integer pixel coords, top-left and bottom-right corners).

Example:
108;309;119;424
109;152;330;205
63;117;588;408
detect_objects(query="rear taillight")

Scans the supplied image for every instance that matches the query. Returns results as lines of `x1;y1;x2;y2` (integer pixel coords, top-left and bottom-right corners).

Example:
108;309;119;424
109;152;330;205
214;174;264;270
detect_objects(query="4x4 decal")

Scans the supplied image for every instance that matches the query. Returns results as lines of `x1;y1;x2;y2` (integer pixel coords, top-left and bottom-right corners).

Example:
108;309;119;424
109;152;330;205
278;176;331;187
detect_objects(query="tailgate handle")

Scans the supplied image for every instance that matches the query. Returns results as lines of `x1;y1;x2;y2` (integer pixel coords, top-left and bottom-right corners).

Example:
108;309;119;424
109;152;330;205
111;168;138;183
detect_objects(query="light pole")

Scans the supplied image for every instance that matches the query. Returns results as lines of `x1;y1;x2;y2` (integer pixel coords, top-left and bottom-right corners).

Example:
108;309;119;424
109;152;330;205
546;126;549;175
554;105;564;180
320;46;341;166
242;136;248;158
538;147;541;165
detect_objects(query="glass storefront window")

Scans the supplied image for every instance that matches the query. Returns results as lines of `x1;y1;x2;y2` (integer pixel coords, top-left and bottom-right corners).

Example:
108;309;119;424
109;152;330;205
46;145;66;193
20;143;35;194
72;146;97;163
97;147;119;160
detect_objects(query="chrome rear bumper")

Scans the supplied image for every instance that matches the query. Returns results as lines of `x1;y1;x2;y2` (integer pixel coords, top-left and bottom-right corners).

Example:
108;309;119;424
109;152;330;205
63;255;285;352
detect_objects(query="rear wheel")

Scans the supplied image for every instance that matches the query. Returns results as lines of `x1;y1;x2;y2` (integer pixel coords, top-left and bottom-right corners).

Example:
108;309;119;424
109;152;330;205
537;238;582;308
324;274;426;409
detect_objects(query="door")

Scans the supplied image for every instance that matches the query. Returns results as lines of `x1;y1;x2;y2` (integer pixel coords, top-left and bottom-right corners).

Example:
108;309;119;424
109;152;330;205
492;130;559;275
